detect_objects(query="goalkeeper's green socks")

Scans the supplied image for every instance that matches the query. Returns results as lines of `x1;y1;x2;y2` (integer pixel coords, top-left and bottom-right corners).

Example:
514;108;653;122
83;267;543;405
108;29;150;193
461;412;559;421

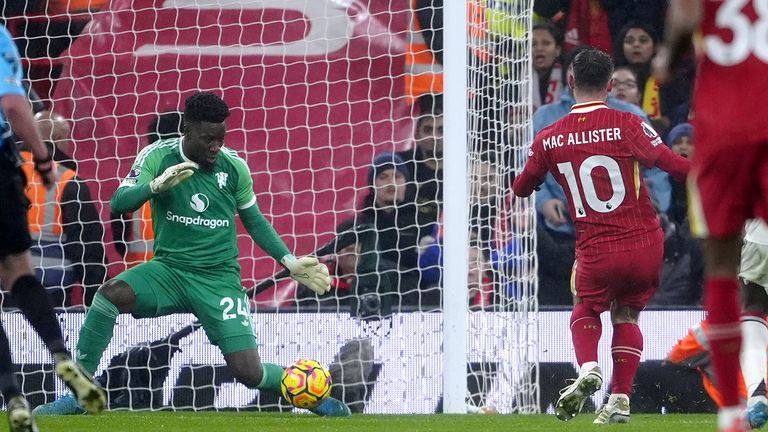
76;293;120;376
257;363;285;392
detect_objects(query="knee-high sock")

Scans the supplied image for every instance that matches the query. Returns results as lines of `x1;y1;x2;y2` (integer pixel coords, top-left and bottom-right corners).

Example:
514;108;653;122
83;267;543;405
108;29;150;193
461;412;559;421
570;302;602;366
76;293;119;376
706;277;742;407
741;312;768;398
611;323;643;395
257;363;285;392
0;323;21;400
12;275;67;355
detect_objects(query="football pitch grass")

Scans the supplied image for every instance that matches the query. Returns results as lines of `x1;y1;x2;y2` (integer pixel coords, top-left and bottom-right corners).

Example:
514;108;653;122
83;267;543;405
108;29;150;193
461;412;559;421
34;412;719;431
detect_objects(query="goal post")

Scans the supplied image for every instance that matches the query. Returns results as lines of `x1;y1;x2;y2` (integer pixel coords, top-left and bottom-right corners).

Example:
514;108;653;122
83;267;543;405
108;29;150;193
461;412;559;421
7;0;537;414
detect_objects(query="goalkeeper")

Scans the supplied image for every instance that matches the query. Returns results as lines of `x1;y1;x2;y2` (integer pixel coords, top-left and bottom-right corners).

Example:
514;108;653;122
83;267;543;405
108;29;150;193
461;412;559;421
34;92;350;417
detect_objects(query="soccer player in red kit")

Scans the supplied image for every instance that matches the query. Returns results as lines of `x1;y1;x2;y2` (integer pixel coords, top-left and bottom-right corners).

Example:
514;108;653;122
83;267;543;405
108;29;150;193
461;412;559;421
654;0;768;430
513;49;690;424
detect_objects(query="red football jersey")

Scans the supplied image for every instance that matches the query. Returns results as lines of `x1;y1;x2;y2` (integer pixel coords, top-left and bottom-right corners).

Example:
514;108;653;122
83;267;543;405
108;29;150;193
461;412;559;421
695;0;768;150
522;101;668;255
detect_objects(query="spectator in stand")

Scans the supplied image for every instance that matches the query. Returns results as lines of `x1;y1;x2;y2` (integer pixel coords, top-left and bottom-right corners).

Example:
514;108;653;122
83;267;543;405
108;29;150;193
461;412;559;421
560;0;613;54
665;122;694;226
111;111;183;267
397;94;442;225
532;45;671;305
614;22;694;137
532;22;564;112
610;66;641;107
418;229;495;310
648;122;703;306
294;219;360;311
358;152;437;308
13;112;108;307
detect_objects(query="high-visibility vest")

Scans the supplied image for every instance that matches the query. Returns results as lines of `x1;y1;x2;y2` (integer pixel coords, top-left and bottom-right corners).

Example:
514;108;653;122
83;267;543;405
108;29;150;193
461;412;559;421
405;0;444;105
47;0;109;14
124;202;154;267
20;151;76;288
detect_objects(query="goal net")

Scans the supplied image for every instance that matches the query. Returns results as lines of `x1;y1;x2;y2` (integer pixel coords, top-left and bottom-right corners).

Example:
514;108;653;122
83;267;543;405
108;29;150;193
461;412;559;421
4;0;536;414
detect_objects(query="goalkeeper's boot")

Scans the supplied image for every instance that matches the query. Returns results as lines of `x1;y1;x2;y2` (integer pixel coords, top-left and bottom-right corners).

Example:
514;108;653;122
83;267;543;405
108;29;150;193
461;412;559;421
7;396;38;432
593;393;630;424
747;395;768;429
31;394;85;416
310;397;352;417
54;355;106;414
555;362;602;421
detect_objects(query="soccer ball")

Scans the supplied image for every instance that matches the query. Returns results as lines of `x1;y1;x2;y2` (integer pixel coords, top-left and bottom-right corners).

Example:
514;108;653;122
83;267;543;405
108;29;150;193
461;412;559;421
280;359;332;409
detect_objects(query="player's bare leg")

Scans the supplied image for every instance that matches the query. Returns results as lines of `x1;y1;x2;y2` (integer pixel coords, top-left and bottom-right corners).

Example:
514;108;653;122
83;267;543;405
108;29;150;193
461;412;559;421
741;281;768;429
704;236;747;432
556;297;603;421
224;350;350;416
594;304;640;424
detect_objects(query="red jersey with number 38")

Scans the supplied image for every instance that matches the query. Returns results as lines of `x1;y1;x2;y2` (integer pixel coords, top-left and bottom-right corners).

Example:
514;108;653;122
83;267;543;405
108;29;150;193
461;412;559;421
695;0;768;150
515;102;686;255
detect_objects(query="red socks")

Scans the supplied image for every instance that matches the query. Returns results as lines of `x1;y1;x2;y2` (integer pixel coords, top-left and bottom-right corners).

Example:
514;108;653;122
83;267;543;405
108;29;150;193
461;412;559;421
611;323;643;395
570;302;602;365
705;277;742;407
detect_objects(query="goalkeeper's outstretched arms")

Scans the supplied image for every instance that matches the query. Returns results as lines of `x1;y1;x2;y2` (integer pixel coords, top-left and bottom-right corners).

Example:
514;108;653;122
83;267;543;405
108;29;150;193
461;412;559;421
238;203;331;295
111;161;197;213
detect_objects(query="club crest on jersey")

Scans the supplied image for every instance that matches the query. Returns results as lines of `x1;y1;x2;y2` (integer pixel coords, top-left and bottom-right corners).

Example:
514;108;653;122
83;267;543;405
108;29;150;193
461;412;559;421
216;172;228;189
641;122;658;138
190;193;210;213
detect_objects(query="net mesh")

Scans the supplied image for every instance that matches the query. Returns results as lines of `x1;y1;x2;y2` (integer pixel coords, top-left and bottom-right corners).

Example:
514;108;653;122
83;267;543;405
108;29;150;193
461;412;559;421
3;0;536;414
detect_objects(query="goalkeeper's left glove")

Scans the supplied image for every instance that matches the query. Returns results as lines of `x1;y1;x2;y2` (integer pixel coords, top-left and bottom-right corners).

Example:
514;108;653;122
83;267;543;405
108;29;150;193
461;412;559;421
281;254;331;295
150;161;198;194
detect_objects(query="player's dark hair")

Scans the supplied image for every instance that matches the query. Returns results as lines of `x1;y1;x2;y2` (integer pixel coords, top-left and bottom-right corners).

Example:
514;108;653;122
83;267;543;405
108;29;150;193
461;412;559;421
146;110;183;144
571;49;614;93
561;45;593;87
184;92;230;124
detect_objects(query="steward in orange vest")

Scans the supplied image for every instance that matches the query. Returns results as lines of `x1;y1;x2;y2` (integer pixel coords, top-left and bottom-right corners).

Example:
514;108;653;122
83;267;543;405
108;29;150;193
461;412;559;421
19;149;107;306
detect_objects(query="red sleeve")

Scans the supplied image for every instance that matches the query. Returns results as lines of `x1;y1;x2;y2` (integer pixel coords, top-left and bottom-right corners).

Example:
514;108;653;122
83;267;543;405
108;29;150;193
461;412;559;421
513;136;548;197
654;147;691;182
623;115;668;167
623;114;690;181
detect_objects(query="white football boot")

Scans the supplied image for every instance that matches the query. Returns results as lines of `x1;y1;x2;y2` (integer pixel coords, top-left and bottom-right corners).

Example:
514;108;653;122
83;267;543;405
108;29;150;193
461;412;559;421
594;393;631;424
555;362;603;421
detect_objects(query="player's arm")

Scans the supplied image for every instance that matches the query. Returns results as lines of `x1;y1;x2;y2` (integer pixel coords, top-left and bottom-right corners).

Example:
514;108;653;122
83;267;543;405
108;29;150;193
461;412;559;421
626;117;690;182
512;136;548;197
233;159;331;295
653;0;701;84
0;36;53;188
110;145;196;213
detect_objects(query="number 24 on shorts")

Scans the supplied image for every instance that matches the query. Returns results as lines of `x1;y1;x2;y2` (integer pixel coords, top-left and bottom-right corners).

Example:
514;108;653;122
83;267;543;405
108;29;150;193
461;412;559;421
220;295;251;326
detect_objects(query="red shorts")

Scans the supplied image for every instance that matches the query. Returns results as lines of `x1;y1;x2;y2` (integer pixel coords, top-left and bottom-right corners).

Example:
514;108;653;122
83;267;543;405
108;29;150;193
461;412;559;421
571;238;663;312
689;144;768;238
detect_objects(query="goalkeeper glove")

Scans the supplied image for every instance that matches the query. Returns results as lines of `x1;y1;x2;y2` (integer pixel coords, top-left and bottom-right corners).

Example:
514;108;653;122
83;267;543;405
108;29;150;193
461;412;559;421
150;161;197;194
281;254;331;295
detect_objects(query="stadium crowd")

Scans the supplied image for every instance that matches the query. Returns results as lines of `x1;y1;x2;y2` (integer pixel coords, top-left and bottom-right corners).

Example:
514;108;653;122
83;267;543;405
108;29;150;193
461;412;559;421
0;0;701;314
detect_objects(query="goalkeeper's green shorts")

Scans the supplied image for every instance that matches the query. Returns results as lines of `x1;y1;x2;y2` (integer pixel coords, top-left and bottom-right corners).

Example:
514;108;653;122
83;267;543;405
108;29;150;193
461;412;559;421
116;259;258;354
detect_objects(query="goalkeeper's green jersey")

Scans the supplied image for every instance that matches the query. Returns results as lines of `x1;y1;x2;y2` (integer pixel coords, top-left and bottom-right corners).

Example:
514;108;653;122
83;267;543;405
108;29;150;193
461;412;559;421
115;138;258;268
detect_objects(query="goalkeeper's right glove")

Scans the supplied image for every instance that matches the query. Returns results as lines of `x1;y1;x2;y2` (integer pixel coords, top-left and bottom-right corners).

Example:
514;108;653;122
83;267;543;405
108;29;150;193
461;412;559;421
149;161;198;194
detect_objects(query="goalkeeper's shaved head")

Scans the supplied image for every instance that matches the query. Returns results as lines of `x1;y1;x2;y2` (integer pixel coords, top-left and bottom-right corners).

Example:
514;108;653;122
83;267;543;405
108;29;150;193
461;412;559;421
184;92;230;124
